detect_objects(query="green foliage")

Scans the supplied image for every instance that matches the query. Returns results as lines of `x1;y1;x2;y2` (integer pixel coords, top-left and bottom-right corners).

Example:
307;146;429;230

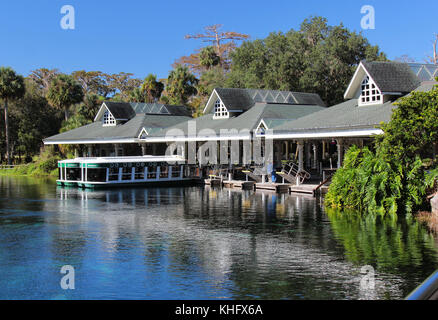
46;74;84;120
199;46;220;69
129;74;164;103
164;65;198;105
327;87;438;217
0;67;25;100
226;16;386;106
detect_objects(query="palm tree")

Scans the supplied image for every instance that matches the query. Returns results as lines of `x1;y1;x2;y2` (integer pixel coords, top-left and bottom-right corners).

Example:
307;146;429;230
46;74;84;121
0;67;25;165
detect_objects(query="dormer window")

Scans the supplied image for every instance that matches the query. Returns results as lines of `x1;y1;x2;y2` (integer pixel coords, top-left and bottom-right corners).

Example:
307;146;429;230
213;99;229;119
103;110;116;126
359;76;382;106
256;121;267;136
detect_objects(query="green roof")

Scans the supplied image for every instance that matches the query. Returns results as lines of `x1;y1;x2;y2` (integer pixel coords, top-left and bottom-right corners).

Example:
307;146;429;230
44;114;191;143
272;82;438;134
149;103;326;138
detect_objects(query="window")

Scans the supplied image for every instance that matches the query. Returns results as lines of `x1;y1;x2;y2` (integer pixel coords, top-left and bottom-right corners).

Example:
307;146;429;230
257;122;267;136
213;99;229;119
359;76;382;106
103;110;116;125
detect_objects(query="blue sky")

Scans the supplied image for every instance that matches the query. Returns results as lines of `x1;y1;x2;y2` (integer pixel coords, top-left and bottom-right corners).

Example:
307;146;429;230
0;0;436;80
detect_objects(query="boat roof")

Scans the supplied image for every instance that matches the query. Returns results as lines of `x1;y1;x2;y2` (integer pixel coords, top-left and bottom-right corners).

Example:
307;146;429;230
58;155;185;164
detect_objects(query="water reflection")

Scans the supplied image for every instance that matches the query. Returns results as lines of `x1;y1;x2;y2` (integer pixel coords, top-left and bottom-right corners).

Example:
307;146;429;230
1;175;438;299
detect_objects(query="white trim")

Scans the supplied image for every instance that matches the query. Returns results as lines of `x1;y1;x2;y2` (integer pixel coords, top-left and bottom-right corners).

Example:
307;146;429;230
344;62;365;100
144;135;251;143
264;128;383;139
44;138;138;145
203;88;219;114
138;127;148;139
256;119;269;131
94;102;108;122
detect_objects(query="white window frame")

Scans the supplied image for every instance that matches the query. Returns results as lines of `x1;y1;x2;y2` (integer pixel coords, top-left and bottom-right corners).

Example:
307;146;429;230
213;99;229;119
103;110;116;126
359;75;383;106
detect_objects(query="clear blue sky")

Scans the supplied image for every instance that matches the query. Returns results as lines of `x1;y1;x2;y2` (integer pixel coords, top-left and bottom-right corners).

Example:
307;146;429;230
0;0;436;80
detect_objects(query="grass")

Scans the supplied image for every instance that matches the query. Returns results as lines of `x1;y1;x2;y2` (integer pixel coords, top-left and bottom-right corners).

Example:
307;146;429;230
0;153;61;177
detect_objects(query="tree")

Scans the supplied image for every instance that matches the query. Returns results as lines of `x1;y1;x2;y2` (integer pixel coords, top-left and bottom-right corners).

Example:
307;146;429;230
107;72;142;101
226;16;387;106
164;66;198;105
0;67;25;164
28;68;59;94
326;86;438;217
140;74;164;103
199;46;221;69
46;74;84;121
428;34;438;64
174;24;249;74
71;70;111;96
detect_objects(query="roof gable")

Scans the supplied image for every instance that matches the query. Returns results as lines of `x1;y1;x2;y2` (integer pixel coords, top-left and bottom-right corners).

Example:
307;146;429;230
94;102;136;122
344;61;421;99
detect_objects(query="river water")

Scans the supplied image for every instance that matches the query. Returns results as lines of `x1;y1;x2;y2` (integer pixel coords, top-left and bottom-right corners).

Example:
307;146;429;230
0;175;437;300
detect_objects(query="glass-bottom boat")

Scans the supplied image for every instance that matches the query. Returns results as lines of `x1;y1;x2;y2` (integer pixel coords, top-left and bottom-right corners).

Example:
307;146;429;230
57;155;197;188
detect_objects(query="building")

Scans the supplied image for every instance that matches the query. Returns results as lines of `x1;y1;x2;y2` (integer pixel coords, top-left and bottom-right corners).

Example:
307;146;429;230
44;61;438;183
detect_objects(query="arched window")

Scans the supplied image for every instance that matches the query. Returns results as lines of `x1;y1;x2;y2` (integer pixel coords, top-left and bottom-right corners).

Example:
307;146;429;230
359;76;382;106
103;110;116;125
213;99;229;119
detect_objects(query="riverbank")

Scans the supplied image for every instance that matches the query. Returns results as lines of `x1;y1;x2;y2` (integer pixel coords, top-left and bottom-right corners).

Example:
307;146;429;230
0;155;59;177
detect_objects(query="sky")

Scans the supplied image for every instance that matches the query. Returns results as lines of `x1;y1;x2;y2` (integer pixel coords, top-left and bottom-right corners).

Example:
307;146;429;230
0;0;436;80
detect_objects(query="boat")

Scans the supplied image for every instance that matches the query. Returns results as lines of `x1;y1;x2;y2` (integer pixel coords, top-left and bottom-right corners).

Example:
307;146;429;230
57;155;196;188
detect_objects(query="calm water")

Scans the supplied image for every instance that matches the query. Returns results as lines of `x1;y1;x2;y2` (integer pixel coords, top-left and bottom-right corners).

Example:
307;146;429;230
0;175;438;300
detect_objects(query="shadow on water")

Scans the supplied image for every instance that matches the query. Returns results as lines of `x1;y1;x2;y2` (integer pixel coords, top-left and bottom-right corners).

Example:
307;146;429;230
0;175;438;299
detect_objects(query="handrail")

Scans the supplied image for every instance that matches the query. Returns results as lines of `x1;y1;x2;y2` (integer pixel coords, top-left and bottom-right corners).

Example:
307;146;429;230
406;270;438;300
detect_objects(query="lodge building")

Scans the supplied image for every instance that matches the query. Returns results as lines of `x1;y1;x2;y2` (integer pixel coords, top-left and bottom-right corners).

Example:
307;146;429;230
44;61;438;185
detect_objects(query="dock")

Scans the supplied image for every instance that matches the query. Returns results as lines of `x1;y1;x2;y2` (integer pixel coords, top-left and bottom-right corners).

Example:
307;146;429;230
200;178;329;196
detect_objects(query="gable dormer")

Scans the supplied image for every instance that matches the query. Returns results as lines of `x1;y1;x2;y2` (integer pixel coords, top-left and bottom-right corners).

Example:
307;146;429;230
344;61;421;106
213;98;229;119
94;102;136;126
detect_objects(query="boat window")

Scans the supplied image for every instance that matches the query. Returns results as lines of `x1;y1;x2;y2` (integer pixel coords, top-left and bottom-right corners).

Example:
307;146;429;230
171;165;181;177
135;166;145;180
122;167;132;180
86;168;106;182
147;166;156;179
160;166;169;178
66;168;81;181
108;167;119;181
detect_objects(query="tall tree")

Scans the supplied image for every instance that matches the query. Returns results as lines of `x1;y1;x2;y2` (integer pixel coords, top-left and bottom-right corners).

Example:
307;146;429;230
174;24;249;74
107;72;142;101
28;68;59;94
140;74;164;103
0;67;25;164
71;70;111;96
199;46;221;70
46;74;84;121
164;66;198;105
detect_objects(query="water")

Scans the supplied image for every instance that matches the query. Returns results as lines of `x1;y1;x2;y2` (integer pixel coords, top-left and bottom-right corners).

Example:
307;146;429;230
0;175;437;300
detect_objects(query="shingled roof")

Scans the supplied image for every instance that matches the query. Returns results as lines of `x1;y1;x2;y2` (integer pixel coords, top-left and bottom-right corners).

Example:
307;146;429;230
207;88;326;114
361;61;421;93
104;102;136;120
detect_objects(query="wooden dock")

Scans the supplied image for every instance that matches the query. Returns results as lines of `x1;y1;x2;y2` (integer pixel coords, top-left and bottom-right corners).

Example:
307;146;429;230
223;180;255;190
199;178;329;196
255;183;290;193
